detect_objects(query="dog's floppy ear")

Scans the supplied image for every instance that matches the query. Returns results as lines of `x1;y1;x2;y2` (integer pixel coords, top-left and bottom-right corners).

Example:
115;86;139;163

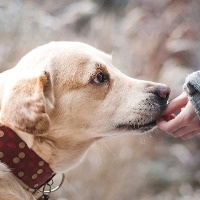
0;71;54;135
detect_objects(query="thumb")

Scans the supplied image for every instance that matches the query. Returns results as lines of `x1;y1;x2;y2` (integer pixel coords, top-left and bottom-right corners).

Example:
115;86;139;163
164;92;188;116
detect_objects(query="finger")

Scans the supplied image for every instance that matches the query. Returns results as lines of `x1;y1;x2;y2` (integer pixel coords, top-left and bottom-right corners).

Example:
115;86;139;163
157;116;184;133
181;130;200;140
164;92;188;116
156;118;177;137
156;116;166;124
163;114;175;121
172;126;197;137
170;114;176;120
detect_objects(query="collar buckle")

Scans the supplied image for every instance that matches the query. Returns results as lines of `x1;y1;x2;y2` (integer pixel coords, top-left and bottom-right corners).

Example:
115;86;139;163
37;173;65;200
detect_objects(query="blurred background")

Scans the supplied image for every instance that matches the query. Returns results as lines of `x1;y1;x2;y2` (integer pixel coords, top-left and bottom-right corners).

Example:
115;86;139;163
1;0;200;199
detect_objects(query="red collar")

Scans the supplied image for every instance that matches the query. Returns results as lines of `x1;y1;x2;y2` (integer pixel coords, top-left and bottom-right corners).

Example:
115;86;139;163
0;125;55;190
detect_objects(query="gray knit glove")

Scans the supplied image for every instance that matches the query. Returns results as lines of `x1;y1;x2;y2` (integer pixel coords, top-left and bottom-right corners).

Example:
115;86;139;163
184;71;200;119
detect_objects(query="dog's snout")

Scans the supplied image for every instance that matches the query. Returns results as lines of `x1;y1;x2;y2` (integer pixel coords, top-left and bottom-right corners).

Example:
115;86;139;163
155;85;170;99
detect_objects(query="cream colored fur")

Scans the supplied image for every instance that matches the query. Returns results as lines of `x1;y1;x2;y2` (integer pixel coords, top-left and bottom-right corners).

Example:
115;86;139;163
0;42;168;199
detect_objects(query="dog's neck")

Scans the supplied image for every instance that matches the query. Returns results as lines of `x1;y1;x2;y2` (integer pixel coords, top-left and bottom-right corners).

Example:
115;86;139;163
33;129;101;172
0;123;100;175
14;127;101;173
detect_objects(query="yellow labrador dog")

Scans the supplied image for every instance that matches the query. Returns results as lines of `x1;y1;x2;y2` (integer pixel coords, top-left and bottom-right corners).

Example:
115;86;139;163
0;42;170;200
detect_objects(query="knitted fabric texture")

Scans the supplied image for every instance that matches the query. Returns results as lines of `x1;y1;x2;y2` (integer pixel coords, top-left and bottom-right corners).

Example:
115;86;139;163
184;71;200;119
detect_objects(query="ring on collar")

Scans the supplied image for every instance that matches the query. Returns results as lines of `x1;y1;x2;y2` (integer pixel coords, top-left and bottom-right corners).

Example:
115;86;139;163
38;173;65;196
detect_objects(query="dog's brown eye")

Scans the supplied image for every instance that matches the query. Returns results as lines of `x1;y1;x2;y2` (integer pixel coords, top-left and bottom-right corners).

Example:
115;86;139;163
93;72;109;84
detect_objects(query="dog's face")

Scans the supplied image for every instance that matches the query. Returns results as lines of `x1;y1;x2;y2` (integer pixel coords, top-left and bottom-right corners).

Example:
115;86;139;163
0;42;169;136
0;42;169;170
46;42;169;135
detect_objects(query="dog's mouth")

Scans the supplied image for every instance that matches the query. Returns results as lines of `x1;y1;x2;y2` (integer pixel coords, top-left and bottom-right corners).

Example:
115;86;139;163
115;96;168;133
116;120;156;133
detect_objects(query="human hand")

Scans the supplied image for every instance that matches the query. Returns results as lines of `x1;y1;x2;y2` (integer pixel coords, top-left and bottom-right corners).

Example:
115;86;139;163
156;92;200;140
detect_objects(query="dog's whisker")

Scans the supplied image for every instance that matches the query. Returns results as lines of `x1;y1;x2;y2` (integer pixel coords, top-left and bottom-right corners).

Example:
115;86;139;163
103;142;116;157
148;132;153;138
144;132;149;141
139;135;145;145
148;130;154;139
143;135;147;144
137;122;140;129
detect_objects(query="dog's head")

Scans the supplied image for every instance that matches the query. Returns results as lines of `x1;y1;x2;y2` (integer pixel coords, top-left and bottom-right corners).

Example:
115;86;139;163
0;42;169;170
0;42;170;136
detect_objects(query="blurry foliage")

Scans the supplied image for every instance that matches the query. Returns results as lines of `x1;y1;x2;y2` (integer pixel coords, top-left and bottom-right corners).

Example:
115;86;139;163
1;0;200;199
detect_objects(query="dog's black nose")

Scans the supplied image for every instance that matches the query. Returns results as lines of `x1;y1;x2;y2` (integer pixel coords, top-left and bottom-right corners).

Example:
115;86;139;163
155;85;170;99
